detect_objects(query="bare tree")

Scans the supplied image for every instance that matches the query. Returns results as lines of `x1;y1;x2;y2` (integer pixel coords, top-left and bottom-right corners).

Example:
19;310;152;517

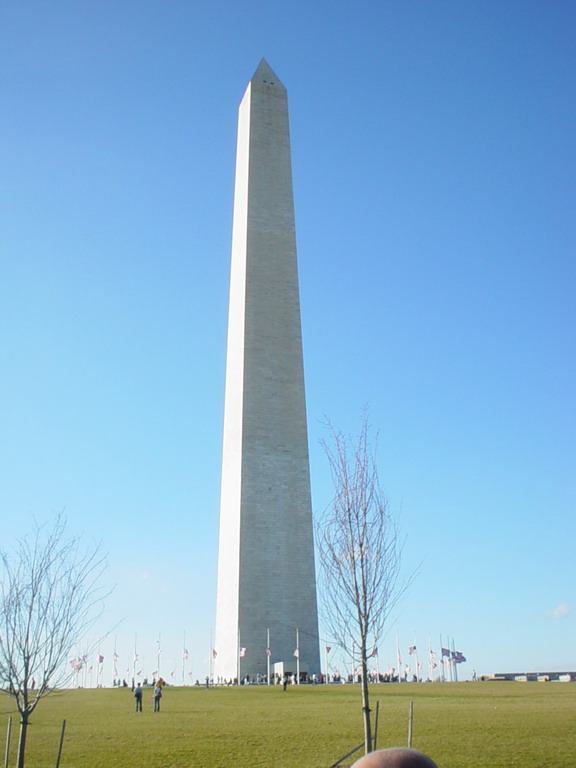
316;416;414;755
0;515;108;768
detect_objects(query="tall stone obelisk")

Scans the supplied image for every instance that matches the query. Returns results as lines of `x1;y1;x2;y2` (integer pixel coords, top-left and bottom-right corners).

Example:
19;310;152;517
214;60;320;681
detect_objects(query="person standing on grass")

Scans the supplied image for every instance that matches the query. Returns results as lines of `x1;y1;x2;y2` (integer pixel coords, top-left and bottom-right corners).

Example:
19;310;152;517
153;684;162;712
134;683;143;712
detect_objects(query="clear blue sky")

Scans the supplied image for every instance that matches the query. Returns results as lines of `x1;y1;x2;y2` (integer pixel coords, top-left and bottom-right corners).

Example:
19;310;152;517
1;0;574;682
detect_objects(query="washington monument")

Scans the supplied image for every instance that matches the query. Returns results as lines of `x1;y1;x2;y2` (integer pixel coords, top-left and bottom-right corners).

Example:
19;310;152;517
214;60;321;681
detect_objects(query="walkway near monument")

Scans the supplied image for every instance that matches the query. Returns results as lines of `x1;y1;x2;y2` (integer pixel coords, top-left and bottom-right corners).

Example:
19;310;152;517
214;60;321;682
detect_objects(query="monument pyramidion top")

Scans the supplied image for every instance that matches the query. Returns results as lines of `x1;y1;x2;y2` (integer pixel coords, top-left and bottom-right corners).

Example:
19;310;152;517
250;58;286;91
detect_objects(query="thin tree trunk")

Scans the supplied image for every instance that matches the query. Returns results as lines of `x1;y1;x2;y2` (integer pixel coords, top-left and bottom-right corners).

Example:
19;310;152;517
361;657;372;754
17;714;28;768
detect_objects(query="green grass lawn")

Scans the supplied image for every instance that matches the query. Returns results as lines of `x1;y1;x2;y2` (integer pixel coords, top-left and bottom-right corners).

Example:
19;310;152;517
2;682;574;768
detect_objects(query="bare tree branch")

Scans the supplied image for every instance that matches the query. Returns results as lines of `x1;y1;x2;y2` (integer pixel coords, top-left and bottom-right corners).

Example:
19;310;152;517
316;414;416;754
0;514;110;768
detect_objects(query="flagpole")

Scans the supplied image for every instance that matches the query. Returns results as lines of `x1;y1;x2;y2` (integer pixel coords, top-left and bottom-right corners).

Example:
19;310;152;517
97;646;103;687
451;637;458;683
324;643;328;683
414;633;420;683
396;632;401;683
133;634;137;688
439;634;444;682
182;632;186;686
157;632;161;681
439;634;442;681
209;629;213;684
296;627;300;684
237;630;240;686
266;628;270;685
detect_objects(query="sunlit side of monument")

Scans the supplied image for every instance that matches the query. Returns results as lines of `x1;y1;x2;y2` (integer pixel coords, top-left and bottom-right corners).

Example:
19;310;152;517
214;60;320;682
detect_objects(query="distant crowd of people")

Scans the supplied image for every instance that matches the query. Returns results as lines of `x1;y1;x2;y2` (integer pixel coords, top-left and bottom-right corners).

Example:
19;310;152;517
212;672;314;686
209;671;435;686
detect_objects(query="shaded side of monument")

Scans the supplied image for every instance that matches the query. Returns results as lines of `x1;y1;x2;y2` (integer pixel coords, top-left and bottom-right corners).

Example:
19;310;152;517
214;59;321;682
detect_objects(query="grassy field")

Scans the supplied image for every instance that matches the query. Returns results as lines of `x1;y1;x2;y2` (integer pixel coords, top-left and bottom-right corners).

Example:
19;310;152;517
1;682;574;768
